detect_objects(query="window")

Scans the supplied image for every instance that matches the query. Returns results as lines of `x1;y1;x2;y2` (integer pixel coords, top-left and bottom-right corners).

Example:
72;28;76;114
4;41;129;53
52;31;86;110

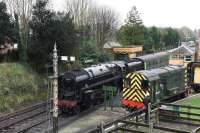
141;80;149;90
124;78;131;88
184;55;192;62
171;55;184;60
179;55;184;59
171;55;178;59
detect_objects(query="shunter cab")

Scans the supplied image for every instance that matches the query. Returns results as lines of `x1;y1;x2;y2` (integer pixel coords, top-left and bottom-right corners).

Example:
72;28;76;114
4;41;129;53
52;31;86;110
122;65;185;110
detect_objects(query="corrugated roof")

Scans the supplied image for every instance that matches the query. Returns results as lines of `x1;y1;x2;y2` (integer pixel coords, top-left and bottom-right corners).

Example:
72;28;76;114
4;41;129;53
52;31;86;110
103;41;121;49
137;65;184;81
138;51;169;60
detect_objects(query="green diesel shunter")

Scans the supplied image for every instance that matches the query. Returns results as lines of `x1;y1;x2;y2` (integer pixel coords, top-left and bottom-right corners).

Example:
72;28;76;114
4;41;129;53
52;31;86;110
122;65;186;109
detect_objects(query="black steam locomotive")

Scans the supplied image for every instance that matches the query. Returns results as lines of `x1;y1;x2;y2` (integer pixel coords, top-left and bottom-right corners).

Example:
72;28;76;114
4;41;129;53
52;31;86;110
58;52;169;113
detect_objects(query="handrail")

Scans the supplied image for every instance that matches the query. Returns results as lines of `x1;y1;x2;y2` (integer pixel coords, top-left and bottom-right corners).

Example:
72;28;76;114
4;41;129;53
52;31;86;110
160;102;200;110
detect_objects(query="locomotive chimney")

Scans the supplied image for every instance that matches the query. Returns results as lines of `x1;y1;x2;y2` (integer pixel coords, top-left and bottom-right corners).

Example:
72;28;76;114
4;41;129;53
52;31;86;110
195;39;200;62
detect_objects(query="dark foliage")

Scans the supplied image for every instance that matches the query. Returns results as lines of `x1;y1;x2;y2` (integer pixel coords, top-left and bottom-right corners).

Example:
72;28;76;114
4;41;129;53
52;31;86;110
0;2;14;45
29;0;78;72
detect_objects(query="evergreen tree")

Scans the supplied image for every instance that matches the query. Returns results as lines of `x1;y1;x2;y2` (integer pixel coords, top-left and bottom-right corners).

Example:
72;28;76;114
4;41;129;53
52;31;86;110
162;28;180;48
149;26;161;50
12;13;20;44
0;2;13;45
53;12;78;57
29;0;78;72
119;6;145;46
29;0;54;71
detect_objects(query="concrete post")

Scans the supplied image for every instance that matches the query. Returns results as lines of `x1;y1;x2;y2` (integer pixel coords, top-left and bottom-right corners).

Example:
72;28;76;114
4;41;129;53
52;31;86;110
53;43;58;133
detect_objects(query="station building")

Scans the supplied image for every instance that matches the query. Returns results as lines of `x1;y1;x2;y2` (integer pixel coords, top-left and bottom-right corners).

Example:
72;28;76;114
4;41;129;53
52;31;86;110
169;44;199;67
103;41;143;60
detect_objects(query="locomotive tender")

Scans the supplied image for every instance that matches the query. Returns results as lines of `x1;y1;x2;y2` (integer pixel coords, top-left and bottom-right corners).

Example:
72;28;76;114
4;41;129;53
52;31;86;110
58;52;170;113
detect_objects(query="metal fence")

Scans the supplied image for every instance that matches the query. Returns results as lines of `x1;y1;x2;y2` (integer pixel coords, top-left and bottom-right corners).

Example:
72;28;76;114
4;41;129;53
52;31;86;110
86;103;200;133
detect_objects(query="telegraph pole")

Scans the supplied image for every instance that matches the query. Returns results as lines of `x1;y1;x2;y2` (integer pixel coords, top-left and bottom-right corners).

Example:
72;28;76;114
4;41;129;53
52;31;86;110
53;43;58;133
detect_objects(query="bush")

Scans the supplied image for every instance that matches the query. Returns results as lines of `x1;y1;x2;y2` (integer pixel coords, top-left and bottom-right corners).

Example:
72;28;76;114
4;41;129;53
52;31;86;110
79;40;114;67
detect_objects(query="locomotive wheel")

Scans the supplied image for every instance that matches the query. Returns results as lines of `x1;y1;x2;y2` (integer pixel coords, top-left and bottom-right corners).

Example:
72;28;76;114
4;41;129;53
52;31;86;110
61;108;69;114
73;106;80;114
193;86;200;92
181;92;188;98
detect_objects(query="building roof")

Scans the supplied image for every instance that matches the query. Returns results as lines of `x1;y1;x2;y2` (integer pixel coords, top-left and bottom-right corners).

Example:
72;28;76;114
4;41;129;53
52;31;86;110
103;41;121;49
137;65;184;81
138;51;169;61
169;44;195;55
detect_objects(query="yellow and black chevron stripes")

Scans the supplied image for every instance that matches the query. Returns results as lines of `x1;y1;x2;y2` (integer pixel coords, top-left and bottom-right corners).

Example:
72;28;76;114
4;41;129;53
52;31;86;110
123;73;150;102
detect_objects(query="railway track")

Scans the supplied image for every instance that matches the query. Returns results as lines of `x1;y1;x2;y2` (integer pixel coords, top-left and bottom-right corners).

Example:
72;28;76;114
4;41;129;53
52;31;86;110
0;101;50;133
0;101;107;133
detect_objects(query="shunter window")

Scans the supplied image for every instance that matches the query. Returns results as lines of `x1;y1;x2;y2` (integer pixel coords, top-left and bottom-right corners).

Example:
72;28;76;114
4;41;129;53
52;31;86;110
124;78;131;88
141;80;149;90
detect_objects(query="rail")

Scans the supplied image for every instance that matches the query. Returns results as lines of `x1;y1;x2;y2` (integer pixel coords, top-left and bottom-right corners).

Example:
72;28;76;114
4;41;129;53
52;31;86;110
0;101;50;132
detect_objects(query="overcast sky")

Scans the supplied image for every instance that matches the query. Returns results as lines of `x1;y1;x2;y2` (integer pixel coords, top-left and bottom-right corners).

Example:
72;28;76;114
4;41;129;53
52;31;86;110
53;0;200;30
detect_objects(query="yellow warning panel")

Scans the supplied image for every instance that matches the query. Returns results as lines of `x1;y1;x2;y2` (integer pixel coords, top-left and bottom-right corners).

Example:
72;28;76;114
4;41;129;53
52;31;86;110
194;67;200;84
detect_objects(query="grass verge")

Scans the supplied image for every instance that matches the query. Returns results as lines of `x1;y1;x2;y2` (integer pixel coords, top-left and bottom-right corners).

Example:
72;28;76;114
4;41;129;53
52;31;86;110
0;63;46;112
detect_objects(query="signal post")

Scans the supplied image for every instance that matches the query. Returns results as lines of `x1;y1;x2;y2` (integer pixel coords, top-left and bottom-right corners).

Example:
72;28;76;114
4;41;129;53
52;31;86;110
53;44;58;133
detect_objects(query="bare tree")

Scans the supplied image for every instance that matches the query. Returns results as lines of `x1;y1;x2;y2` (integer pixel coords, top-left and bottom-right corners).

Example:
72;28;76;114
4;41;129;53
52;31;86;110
89;7;118;50
2;0;14;17
65;0;91;28
4;0;33;61
65;0;118;51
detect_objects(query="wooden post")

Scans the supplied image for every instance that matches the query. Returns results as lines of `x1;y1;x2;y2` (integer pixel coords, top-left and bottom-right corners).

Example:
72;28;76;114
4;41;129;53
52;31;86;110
148;103;153;133
104;87;107;111
111;87;113;111
135;111;138;129
53;43;58;133
156;104;159;124
100;122;105;133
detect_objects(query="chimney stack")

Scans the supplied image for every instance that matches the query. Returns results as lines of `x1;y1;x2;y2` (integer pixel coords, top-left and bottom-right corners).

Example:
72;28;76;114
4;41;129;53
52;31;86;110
195;39;200;62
